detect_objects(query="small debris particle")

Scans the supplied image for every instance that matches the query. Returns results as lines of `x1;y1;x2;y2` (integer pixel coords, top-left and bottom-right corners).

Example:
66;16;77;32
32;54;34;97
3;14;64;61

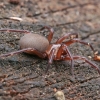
9;17;23;21
54;91;65;100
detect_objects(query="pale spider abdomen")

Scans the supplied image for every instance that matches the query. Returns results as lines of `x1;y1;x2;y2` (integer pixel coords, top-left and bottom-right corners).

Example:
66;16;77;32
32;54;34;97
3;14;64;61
19;33;49;53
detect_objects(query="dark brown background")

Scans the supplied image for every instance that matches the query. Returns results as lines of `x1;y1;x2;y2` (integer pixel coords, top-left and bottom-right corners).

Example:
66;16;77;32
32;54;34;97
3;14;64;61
0;0;100;100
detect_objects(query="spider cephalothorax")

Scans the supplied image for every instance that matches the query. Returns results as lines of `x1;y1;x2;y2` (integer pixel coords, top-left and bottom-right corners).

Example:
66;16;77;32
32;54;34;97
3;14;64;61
0;26;100;75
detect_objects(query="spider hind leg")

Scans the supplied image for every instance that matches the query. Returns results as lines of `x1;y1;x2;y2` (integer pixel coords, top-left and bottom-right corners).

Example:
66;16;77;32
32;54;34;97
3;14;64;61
64;56;100;74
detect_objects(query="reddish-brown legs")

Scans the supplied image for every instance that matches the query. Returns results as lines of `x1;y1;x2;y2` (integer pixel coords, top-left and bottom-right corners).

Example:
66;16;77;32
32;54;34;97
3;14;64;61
56;33;78;44
64;56;100;74
46;44;74;75
56;44;74;75
0;26;54;39
56;33;95;53
0;48;46;58
0;26;54;43
46;48;56;73
0;26;99;75
40;26;54;43
64;38;95;52
64;46;74;75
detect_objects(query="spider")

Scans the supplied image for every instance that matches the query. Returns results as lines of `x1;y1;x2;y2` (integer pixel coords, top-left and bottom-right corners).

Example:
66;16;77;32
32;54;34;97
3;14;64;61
0;26;100;75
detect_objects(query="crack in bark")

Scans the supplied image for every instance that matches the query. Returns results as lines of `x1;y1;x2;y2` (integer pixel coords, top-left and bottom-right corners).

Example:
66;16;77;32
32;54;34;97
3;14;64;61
33;2;98;16
64;76;100;92
82;30;100;40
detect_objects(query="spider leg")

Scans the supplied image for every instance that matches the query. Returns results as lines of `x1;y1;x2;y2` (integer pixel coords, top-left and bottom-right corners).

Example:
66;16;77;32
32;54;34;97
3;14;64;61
46;48;56;73
40;26;54;43
0;29;30;34
64;56;100;74
56;44;74;75
56;33;78;44
0;48;46;58
64;45;74;75
64;38;95;53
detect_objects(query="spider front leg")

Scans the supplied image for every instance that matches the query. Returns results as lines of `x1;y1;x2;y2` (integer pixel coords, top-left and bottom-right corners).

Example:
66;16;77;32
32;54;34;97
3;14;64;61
0;48;46;58
64;56;100;74
56;44;74;75
64;38;95;54
40;26;54;43
64;46;74;75
46;48;56;73
56;33;78;44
